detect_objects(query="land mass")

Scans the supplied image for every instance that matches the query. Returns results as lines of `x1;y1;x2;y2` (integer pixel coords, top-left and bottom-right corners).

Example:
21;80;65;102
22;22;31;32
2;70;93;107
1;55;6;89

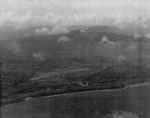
1;62;150;106
1;26;150;106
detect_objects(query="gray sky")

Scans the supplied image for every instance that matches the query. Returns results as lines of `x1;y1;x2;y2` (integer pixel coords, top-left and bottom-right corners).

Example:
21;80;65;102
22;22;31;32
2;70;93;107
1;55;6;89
0;0;150;40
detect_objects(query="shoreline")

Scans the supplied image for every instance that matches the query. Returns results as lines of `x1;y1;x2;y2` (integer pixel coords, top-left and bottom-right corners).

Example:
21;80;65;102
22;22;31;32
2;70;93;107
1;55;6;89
1;81;150;108
33;81;150;99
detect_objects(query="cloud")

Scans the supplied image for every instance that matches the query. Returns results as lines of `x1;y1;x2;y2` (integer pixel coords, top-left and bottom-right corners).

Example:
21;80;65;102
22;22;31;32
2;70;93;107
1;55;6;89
126;45;137;52
106;111;140;118
1;0;150;40
101;36;109;43
50;26;69;34
33;52;45;61
13;42;21;53
133;33;141;39
118;55;126;61
80;29;86;33
23;32;32;37
101;36;115;45
14;11;33;31
57;36;71;42
35;26;69;36
145;33;150;39
4;41;21;53
95;36;117;58
0;11;33;30
35;27;51;35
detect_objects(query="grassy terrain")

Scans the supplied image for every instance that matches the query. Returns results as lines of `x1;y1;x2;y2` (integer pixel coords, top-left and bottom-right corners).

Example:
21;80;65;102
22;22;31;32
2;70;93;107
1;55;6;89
1;61;150;106
1;26;150;106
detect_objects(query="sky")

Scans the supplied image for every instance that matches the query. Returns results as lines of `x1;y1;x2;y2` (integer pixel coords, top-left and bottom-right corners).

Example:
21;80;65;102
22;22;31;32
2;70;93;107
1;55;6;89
0;0;150;40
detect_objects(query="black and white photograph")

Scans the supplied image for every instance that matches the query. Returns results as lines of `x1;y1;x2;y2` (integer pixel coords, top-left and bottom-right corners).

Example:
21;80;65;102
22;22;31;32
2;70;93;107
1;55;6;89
0;0;150;118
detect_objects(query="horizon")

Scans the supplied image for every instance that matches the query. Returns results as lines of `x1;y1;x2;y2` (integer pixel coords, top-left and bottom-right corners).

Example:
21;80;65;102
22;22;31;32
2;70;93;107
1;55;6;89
0;0;150;40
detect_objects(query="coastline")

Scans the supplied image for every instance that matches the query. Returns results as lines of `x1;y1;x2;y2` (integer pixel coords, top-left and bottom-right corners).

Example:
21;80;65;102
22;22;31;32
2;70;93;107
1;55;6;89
1;81;150;108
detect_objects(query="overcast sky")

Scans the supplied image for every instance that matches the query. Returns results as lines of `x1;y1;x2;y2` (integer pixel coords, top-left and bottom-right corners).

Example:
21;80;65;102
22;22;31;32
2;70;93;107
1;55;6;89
0;0;150;40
